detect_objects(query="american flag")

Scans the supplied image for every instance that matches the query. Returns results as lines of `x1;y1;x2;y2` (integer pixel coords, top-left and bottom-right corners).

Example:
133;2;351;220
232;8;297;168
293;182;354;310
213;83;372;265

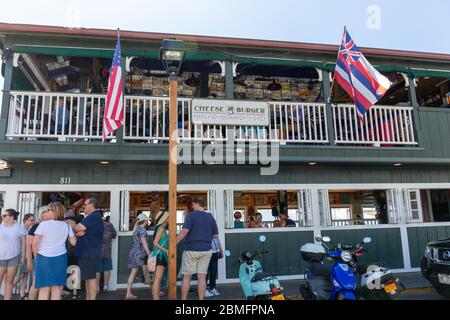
102;32;124;142
334;27;391;122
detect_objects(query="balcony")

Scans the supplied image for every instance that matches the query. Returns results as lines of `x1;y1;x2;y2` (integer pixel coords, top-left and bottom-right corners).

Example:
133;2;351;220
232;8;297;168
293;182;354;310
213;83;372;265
6;91;417;147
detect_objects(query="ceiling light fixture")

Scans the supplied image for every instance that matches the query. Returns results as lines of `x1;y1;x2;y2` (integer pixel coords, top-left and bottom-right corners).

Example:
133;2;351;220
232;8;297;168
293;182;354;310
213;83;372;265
24;160;34;164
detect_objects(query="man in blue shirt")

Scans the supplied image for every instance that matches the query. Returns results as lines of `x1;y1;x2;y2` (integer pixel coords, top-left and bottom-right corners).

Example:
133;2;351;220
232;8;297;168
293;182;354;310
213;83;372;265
69;198;104;300
177;197;219;300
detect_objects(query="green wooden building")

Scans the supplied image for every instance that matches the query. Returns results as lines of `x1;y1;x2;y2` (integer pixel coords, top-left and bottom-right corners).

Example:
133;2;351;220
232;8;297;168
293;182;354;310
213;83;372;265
0;23;450;289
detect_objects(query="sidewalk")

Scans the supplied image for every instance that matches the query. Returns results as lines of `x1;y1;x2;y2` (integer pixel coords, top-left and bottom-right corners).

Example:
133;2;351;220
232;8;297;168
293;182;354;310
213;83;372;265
93;272;434;300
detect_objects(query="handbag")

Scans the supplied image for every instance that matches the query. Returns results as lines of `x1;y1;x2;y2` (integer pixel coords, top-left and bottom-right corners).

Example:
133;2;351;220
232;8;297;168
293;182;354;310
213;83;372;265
147;236;168;273
147;254;157;273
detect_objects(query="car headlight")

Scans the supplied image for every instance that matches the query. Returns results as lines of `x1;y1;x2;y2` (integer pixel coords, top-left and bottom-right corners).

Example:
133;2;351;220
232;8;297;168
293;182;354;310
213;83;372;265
424;246;431;258
341;251;352;262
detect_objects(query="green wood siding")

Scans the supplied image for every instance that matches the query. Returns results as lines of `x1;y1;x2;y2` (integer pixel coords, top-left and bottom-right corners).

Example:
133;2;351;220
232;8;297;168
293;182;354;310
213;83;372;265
1;162;450;185
224;231;314;279
321;228;404;269
407;225;450;268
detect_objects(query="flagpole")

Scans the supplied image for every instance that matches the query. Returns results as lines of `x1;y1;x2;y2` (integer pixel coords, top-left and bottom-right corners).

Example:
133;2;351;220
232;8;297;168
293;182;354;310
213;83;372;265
328;26;347;104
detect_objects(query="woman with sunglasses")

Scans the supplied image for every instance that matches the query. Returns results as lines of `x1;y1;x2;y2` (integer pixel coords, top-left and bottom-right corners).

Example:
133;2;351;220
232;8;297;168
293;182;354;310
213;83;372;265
0;209;27;300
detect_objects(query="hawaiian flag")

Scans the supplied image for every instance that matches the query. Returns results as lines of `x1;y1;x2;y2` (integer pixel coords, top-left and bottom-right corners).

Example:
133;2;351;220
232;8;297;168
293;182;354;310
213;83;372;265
334;27;391;122
102;31;124;142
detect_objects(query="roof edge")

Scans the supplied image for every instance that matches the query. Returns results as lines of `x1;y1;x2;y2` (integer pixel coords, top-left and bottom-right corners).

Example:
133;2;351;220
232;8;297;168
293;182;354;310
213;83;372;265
1;22;450;62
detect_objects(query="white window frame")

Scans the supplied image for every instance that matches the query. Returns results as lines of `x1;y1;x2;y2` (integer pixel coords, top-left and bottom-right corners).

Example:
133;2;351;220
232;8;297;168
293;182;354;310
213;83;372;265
318;189;332;227
298;189;313;227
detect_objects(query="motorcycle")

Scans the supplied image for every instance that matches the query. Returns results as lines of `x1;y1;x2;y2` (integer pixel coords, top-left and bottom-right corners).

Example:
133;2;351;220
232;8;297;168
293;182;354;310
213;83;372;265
226;235;285;300
300;235;372;300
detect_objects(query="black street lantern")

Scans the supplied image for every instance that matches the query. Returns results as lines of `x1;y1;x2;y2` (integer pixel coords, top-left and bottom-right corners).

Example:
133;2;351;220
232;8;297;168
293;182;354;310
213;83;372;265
160;39;186;79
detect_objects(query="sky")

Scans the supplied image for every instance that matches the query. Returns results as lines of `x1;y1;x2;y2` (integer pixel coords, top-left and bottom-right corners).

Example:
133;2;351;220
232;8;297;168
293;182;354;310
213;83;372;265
1;0;449;100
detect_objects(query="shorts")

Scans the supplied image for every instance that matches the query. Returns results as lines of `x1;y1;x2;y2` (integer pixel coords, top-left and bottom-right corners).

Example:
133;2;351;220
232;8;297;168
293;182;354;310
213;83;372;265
78;256;99;281
96;257;113;273
156;254;167;267
0;255;20;268
35;253;68;289
180;250;212;275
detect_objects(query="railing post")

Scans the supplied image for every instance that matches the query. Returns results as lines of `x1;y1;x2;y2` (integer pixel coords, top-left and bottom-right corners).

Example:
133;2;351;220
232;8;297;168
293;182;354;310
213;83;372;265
224;61;234;100
0;45;14;140
408;75;422;146
322;70;334;145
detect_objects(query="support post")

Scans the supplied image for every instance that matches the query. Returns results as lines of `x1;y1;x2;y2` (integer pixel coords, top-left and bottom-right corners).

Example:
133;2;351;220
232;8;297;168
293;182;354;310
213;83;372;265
225;61;234;100
322;70;335;145
0;45;14;140
168;75;178;300
408;75;422;146
109;188;121;290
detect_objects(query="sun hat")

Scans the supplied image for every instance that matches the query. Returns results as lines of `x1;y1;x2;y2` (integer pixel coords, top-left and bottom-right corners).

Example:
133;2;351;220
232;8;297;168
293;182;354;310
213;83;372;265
156;211;169;226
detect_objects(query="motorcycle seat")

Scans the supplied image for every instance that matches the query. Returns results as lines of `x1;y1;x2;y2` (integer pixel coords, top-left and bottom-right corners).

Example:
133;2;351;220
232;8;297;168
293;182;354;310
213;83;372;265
251;271;276;282
310;262;331;278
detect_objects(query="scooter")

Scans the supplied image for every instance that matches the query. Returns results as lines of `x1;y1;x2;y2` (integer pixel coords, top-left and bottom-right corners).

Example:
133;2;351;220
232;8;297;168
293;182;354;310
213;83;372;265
300;235;372;300
226;235;285;300
350;244;406;300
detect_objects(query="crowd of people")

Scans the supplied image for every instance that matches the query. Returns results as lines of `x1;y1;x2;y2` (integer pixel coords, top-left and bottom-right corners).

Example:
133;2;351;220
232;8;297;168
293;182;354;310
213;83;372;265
0;198;117;300
0;196;223;300
233;210;296;228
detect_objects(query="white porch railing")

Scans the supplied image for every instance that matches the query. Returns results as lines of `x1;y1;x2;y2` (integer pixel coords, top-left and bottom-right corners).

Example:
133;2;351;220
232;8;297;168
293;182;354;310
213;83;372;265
332;104;417;146
7;91;329;144
7;91;114;141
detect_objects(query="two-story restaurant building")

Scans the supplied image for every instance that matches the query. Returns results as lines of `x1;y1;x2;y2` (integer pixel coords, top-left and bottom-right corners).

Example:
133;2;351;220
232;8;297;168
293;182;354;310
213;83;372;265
1;23;450;289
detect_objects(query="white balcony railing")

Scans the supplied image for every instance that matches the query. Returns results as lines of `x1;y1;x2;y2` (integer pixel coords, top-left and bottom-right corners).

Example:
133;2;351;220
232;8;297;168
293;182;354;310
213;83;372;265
331;219;380;227
7;91;329;144
6;91;417;147
332;104;417;146
7;91;113;141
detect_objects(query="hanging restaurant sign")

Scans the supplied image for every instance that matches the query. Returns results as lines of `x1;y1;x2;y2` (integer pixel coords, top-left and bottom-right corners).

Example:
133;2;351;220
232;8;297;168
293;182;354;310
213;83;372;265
191;99;269;126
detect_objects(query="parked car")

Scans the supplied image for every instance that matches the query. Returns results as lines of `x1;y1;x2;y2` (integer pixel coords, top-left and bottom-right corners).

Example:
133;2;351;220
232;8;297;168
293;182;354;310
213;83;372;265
420;238;450;298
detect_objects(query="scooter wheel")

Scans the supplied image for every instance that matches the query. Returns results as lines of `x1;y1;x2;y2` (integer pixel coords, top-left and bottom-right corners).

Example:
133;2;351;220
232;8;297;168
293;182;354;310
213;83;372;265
300;284;309;300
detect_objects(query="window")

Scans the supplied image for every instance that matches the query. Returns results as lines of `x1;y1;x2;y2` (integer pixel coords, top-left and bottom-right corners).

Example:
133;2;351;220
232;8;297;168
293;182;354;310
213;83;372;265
422;189;450;222
227;190;301;229
323;190;390;226
415;77;450;108
331;206;352;220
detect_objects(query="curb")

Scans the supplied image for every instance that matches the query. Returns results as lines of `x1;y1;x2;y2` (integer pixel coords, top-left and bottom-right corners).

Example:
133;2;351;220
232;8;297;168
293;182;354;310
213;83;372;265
286;287;436;300
402;287;436;295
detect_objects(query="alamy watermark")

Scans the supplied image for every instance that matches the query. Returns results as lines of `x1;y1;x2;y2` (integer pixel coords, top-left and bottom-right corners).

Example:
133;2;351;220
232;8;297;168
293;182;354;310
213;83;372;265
66;2;82;30
169;127;280;176
367;5;381;30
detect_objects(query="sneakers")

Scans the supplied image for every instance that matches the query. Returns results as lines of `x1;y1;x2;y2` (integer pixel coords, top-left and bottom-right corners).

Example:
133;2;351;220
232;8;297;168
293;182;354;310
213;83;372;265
204;290;215;298
210;288;220;296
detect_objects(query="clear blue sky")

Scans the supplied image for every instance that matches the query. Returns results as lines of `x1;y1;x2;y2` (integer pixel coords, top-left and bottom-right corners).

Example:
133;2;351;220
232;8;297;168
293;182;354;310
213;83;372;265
0;0;448;54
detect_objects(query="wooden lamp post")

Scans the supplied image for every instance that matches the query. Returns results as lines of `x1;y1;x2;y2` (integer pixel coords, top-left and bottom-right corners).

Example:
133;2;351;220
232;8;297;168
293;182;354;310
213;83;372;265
160;39;186;300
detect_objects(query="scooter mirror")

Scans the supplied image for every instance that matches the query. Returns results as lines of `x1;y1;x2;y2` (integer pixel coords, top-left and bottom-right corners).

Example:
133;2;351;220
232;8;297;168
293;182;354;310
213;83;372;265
259;235;266;242
363;237;372;244
322;236;331;243
224;250;231;257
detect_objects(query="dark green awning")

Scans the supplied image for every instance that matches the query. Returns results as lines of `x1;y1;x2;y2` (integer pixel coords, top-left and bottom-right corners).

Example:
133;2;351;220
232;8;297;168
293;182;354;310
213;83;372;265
12;45;450;78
